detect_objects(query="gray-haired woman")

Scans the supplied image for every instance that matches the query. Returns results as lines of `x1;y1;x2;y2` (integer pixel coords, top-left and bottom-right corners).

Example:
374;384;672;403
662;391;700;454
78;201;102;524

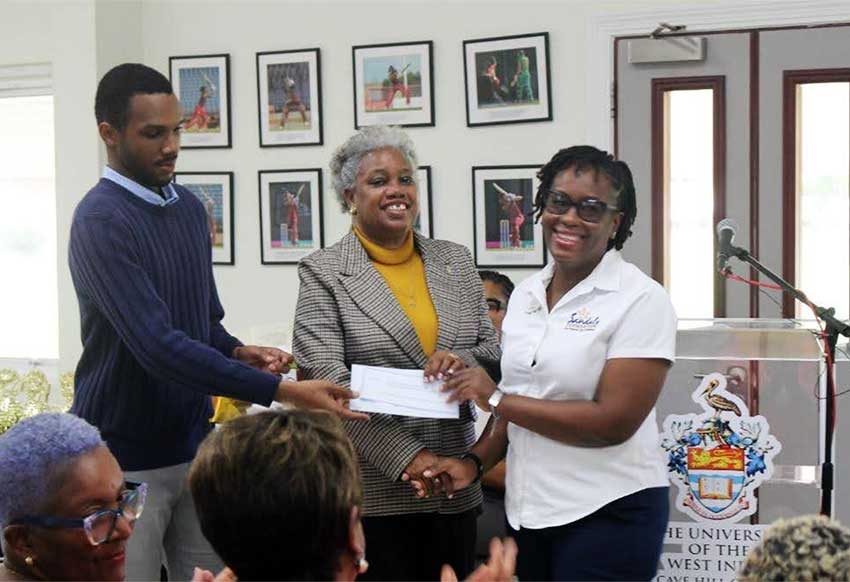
0;413;145;581
293;126;501;581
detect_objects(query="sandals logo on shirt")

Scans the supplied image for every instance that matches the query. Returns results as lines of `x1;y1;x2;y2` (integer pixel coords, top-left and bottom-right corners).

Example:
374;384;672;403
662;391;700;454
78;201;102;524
564;308;600;332
661;372;781;522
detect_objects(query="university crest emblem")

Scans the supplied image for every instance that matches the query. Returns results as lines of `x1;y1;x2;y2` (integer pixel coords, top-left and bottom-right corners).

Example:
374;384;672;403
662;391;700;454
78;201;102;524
661;372;781;522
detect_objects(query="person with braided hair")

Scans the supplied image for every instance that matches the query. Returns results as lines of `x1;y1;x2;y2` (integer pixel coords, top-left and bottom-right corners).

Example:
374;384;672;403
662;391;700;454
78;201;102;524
420;146;677;581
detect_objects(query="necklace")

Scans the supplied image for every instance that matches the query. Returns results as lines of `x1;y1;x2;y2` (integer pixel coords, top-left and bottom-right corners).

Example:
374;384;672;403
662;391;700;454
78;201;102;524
403;261;417;310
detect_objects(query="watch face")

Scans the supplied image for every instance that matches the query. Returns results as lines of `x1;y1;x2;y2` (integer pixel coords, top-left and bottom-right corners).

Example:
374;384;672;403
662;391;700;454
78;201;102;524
488;390;503;409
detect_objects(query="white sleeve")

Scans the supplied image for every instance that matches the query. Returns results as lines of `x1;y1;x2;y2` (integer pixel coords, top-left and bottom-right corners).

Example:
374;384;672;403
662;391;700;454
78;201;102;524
607;284;677;362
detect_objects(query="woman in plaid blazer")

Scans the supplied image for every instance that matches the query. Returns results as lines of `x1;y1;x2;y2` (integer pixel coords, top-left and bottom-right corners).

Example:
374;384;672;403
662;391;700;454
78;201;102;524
293;127;500;581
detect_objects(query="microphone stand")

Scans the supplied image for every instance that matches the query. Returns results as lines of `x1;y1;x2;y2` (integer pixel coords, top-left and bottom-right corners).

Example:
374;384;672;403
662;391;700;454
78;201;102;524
725;243;850;516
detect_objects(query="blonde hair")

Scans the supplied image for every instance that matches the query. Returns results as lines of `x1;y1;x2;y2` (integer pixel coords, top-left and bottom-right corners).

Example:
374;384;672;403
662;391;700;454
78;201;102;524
189;410;361;580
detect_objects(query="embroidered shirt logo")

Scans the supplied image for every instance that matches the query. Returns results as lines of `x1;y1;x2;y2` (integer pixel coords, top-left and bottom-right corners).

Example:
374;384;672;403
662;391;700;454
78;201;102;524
564;308;600;332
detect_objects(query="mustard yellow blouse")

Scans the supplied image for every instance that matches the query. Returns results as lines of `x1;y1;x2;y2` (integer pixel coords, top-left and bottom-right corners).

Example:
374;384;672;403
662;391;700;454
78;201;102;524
212;227;439;425
354;226;438;356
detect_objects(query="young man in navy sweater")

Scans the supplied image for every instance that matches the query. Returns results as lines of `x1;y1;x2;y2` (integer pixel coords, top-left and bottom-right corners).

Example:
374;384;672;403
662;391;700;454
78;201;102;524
69;63;366;581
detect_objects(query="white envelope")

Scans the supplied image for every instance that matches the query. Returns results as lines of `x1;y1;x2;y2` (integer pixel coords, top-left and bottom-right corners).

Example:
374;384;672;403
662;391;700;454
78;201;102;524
349;364;459;419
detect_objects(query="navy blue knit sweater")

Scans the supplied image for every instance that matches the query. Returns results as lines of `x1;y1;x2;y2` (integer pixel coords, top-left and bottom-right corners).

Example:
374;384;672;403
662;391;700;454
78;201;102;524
69;178;279;471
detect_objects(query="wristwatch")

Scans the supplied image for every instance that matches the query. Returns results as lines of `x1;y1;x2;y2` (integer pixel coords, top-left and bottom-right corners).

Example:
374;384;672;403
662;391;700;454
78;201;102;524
460;452;484;484
488;389;505;418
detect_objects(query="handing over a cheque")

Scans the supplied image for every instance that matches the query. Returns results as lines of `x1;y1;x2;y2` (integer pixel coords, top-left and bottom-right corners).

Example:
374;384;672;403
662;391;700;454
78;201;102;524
290;127;501;580
349;363;462;419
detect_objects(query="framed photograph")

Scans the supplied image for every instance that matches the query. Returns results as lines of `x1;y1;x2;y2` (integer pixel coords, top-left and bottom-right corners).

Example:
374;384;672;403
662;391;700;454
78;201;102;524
258;169;324;264
472;165;545;268
173;172;235;265
352;41;434;128
257;48;323;147
169;54;231;148
415;165;433;238
463;32;551;127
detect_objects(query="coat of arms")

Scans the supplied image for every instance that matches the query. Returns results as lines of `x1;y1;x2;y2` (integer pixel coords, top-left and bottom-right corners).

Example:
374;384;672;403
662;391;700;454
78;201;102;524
661;372;781;522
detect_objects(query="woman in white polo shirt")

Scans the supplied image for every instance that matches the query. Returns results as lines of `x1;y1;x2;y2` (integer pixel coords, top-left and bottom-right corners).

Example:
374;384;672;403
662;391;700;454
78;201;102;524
429;146;676;580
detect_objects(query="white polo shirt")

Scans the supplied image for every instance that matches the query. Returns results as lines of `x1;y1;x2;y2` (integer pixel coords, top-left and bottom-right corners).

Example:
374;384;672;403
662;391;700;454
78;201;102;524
501;250;676;530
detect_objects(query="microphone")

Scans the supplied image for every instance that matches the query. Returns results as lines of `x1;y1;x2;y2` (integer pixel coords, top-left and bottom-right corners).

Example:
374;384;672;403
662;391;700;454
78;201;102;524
716;218;738;273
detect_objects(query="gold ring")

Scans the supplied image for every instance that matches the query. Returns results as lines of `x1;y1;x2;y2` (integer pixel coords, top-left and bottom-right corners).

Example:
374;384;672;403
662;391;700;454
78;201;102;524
448;352;459;359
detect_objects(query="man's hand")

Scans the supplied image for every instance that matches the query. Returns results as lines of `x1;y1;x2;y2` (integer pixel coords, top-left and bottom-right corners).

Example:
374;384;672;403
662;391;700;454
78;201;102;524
234;345;294;374
276;380;369;421
424;350;466;383
442;367;498;410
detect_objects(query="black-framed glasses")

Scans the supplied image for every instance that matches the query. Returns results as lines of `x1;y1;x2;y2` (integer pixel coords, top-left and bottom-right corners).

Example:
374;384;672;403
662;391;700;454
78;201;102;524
543;189;620;223
12;481;147;546
486;298;505;312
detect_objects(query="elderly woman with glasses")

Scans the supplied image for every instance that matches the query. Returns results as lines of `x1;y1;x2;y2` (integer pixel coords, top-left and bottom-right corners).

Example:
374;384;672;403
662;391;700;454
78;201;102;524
427;146;678;581
0;413;145;581
292;126;501;581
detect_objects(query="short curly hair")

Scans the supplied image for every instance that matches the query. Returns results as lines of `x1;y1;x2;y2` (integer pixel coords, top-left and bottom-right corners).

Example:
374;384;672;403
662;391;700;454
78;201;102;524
329;126;418;211
189;410;362;581
739;514;850;581
0;413;105;529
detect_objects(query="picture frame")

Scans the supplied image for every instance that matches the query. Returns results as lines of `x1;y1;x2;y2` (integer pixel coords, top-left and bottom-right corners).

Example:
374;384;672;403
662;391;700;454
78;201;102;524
463;32;552;127
256;48;323;147
415;165;433;238
173;172;235;265
352;40;434;128
258;169;324;264
472;165;546;268
169;54;232;148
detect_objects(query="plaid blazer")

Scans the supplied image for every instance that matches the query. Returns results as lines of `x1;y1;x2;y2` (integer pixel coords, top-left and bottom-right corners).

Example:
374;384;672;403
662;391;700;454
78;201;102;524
293;231;500;516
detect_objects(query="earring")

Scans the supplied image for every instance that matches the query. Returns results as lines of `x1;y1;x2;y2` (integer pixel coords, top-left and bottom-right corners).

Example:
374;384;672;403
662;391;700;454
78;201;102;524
349;206;358;216
355;556;369;574
25;556;34;567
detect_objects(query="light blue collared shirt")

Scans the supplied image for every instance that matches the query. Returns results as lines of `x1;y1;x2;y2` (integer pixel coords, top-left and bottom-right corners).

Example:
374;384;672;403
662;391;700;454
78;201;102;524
102;166;180;207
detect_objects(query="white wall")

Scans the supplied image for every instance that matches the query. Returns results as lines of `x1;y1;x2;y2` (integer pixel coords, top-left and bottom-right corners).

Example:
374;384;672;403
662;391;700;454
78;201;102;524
4;0;849;367
140;0;610;345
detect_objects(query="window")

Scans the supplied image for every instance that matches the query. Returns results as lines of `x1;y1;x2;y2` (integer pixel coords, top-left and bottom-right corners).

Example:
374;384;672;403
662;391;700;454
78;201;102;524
652;77;726;319
795;82;849;319
0;93;58;359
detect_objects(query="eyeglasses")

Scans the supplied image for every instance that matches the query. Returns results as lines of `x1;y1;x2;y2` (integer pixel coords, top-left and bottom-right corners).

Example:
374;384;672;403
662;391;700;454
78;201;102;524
13;481;147;546
486;298;505;312
542;189;620;223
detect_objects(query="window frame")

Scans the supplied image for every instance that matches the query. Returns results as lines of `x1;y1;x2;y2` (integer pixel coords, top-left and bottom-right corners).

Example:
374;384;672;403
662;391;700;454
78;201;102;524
651;75;728;317
782;68;850;318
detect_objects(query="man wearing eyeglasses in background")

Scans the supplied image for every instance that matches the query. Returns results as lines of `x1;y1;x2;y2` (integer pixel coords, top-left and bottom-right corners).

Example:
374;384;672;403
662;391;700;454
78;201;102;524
479;271;515;346
473;270;514;566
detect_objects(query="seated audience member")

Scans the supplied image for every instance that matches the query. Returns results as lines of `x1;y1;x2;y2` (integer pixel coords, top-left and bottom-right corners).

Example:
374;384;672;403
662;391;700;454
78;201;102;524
0;413;144;581
188;410;516;582
739;514;850;581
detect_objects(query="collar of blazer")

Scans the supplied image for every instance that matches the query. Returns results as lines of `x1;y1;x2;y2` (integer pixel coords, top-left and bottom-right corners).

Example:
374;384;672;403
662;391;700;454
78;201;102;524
338;230;461;366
